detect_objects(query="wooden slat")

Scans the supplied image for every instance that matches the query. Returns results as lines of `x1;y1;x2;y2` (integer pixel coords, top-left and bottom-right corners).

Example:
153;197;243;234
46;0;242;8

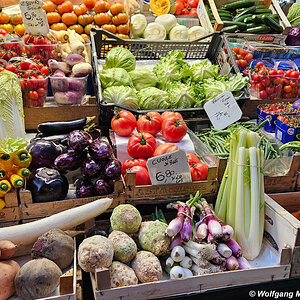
290;246;300;278
4;190;18;207
0;207;21;222
198;0;214;32
271;0;291;33
208;0;223;30
268;192;300;212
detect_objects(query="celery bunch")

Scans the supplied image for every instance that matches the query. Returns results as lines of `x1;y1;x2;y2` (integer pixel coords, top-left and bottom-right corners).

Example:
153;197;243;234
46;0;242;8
215;129;264;261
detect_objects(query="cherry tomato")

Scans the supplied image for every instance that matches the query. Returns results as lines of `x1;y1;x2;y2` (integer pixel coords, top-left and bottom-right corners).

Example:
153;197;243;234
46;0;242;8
239;49;247;57
37;88;46;96
29;90;39;100
269;69;277;76
266;86;275;95
137;112;162;136
182;8;190;14
161;111;183;120
127;132;156;159
40;66;50;76
187;0;198;8
261;78;270;87
290;80;298;88
161;117;187;143
175;1;184;14
153;143;179;156
239;59;247;68
235;60;240;67
232;47;240;53
245;53;253;62
186;152;201;165
111;110;136;137
290;71;299;78
127;166;151;185
256;61;264;68
277;69;284;76
189;162;208;181
5;64;16;72
284;85;292;93
252;74;261;83
256;82;263;91
259;90;267;99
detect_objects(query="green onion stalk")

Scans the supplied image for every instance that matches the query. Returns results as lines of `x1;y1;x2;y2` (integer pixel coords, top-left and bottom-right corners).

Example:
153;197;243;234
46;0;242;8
215;129;265;260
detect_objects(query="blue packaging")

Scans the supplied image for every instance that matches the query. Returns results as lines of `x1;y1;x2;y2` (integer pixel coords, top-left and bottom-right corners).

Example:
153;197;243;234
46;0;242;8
275;118;300;143
257;106;278;133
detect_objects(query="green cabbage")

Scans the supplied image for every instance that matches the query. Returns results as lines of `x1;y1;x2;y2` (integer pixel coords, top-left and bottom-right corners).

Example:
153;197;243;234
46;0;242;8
100;68;133;89
287;3;300;27
137;87;169;110
102;86;138;109
0;70;25;140
102;47;136;71
164;82;195;108
129;69;158;91
191;60;219;82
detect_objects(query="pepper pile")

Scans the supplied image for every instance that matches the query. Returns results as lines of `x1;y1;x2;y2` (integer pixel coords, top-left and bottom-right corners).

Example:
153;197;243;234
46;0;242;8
0;138;31;209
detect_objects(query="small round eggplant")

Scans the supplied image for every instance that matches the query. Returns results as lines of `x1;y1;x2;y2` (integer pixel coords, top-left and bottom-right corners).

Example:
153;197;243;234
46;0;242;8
81;158;103;178
89;139;113;162
27;168;69;203
94;179;113;196
104;159;122;180
54;151;85;171
75;177;95;198
68;130;92;152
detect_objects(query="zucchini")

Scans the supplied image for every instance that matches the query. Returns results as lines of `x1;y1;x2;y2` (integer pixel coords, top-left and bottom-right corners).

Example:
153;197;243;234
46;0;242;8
234;6;256;19
218;11;233;17
244;17;254;23
223;20;247;29
234;13;253;22
246;22;261;29
205;5;214;20
252;14;264;24
217;9;233;15
222;25;238;32
236;8;247;14
255;8;272;14
256;4;267;9
261;14;283;33
220;16;234;21
246;25;271;33
269;14;279;21
222;0;254;10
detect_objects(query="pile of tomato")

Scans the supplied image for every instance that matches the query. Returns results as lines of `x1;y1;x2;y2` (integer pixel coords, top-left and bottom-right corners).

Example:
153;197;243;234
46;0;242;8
246;61;284;100
282;69;300;99
0;11;25;36
231;47;253;69
0;29;23;61
260;102;297;115
0;58;50;107
111;110;209;185
175;0;199;15
277;115;300;128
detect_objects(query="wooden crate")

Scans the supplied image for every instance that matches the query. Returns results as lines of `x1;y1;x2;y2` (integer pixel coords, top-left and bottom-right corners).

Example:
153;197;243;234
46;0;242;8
208;0;291;45
0;190;21;223
267;192;300;278
24;97;99;131
89;194;292;300
125;166;219;200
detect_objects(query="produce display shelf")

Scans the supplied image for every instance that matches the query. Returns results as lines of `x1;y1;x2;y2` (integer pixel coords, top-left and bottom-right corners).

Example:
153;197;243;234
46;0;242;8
89;195;292;300
0;190;20;224
267;192;300;278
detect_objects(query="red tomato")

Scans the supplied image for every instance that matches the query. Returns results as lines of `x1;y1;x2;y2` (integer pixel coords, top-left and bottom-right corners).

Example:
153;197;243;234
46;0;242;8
136;112;162;136
290;71;299;79
128;165;151;185
40;66;50;76
186;152;201;165
161;111;183;120
29;90;39;100
256;82;263;91
111;110;136;137
261;78;270;87
269;69;277;76
232;47;240;53
189;162;208;181
182;8;190;14
259;90;267;99
187;0;198;8
239;59;247;68
258;68;267;76
245;53;253;62
256;61;264;68
277;69;284;76
5;64;16;72
175;1;184;14
239;49;247;57
266;86;275;95
127;132;156;159
161;117;187;143
189;8;197;14
235;60;240;67
153;143;179;156
122;158;147;175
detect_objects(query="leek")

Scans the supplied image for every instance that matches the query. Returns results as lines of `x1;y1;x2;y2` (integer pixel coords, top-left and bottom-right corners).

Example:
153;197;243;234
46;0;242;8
215;129;264;260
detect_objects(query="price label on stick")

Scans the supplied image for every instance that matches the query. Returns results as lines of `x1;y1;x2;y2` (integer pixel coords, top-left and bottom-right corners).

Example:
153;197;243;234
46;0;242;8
20;0;49;36
146;149;192;186
204;91;242;130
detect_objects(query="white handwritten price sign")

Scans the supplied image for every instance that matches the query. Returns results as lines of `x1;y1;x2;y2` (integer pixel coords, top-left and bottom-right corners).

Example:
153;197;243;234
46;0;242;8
204;91;242;130
146;149;192;186
20;0;49;36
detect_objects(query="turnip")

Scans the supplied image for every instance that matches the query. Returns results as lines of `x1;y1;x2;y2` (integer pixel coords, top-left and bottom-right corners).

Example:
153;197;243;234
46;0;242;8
69;78;85;91
51;77;69;92
54;91;83;105
65;53;85;66
72;62;92;77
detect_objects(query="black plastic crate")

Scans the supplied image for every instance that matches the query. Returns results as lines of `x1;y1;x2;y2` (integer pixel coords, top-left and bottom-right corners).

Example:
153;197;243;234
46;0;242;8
90;29;249;128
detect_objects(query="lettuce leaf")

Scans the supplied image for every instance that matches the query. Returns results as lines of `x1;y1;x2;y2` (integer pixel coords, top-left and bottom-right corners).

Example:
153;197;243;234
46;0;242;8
191;60;219;82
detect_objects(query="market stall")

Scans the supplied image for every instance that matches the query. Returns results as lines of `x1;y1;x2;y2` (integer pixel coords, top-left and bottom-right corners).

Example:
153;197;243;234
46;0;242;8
0;0;299;299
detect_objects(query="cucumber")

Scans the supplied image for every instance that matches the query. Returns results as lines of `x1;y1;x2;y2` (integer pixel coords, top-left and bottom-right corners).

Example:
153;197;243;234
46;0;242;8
234;6;257;19
269;14;279;21
223;20;247;29
261;14;283;33
234;13;253;22
220;16;234;21
244;17;254;23
255;4;267;9
222;0;254;10
246;25;271;33
205;5;214;20
218;11;233;17
236;8;247;14
252;14;264;24
222;25;238;32
217;9;233;15
255;8;272;14
246;23;260;29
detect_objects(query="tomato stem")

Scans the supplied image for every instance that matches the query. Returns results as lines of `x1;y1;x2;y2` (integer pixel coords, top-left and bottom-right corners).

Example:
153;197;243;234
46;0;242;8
140;134;146;145
174;119;183;127
146;115;152;121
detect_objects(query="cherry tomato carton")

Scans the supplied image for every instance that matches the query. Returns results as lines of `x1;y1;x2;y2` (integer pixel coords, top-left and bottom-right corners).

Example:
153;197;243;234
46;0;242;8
275;116;300;143
0;35;24;61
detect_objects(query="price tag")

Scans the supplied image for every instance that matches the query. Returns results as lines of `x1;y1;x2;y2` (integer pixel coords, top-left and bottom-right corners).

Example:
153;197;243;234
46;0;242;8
20;0;49;36
146;149;192;186
204;91;242;130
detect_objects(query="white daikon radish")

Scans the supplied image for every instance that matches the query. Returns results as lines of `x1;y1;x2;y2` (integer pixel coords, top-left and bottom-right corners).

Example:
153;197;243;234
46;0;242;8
0;198;113;246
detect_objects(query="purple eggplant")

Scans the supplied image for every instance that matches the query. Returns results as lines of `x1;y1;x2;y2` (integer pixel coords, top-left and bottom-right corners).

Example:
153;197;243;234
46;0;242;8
75;177;95;198
94;179;113;196
104;159;122;180
54;150;84;171
27;167;69;203
87;129;101;140
81;158;103;178
89;139;113;162
27;139;65;169
68;130;92;152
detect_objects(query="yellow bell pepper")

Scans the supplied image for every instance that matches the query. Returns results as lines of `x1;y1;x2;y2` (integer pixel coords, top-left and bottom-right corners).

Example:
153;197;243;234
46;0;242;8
0;169;5;180
0;198;5;210
10;174;24;188
0;179;12;196
13;149;32;168
0;153;13;171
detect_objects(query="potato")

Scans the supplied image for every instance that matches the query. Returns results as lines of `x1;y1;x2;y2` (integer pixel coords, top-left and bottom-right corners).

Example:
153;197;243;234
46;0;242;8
31;228;74;269
15;258;62;300
0;260;20;300
110;261;138;288
0;240;17;260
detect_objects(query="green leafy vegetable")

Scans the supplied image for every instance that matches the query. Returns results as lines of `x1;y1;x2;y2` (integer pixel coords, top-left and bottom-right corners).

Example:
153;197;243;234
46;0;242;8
164;82;195;108
0;70;25;140
102;86;139;109
191;60;219;82
287;3;300;27
0;137;28;154
100;68;133;89
102;47;136;71
129;69;158;91
137;87;169;110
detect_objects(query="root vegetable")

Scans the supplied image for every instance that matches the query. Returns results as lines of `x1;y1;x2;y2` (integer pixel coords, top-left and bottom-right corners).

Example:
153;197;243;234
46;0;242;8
68;29;85;55
225;239;242;258
0;260;20;300
180;256;192;269
207;218;222;239
166;257;174;267
131;251;162;283
65;54;85;66
210;251;226;265
110;261;138;288
183;268;193;277
78;235;113;272
15;258;62;300
183;242;216;260
169;233;182;250
195;222;207;241
217;243;232;258
226;256;239;270
108;230;137;263
237;256;251;269
0;240;16;260
171;246;185;262
72;62;92;77
31;228;74;269
54;91;83;105
221;224;234;241
169;266;185;280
